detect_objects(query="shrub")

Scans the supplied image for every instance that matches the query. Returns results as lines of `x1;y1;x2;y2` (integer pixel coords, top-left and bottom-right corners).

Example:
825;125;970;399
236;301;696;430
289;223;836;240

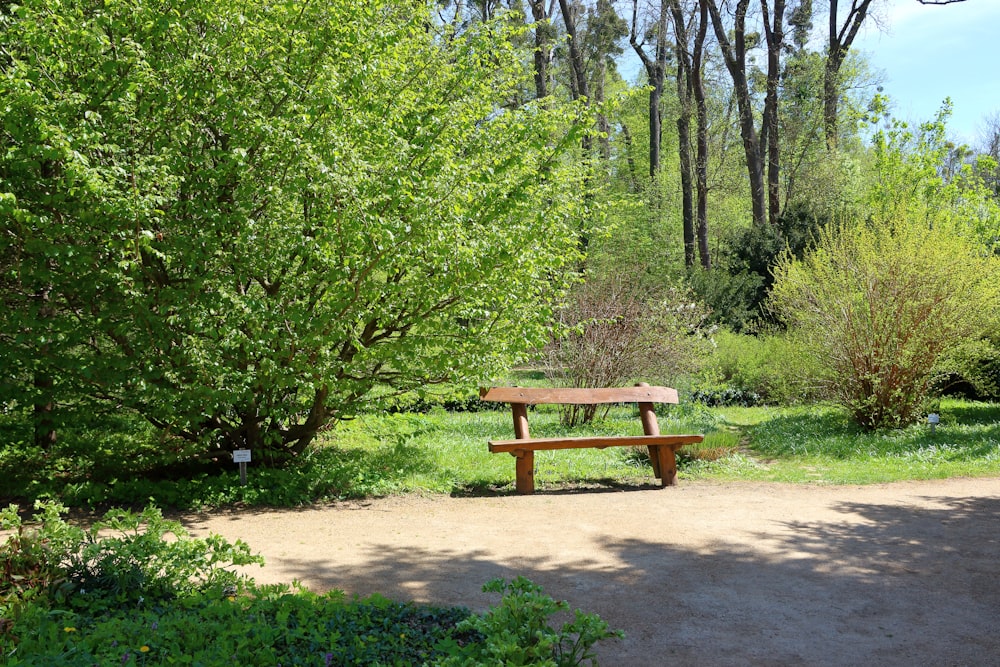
0;502;263;617
544;272;711;425
771;215;999;429
696;330;824;406
931;338;1000;402
440;577;623;667
3;509;620;667
691;201;828;332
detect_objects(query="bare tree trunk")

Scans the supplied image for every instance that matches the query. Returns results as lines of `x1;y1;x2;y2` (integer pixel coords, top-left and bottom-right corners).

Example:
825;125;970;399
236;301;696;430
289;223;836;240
558;0;592;259
692;0;711;269
631;0;669;180
559;0;590;104
824;0;874;150
529;0;555;100
668;0;696;266
762;0;786;225
703;0;767;227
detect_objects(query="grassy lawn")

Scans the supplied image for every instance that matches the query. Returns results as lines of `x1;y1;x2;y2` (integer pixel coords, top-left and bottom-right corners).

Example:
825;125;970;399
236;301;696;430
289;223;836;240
1;399;998;510
326;398;1000;494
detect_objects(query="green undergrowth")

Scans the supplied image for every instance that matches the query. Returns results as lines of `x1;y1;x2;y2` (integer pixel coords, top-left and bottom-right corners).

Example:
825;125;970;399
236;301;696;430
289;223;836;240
0;503;621;667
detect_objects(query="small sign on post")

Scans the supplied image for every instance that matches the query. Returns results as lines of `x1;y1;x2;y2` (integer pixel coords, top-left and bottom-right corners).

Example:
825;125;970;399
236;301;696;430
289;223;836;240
928;413;940;434
233;449;251;486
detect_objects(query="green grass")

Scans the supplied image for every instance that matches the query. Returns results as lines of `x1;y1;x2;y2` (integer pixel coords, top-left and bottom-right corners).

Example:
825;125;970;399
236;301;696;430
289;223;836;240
326;404;726;495
684;401;1000;484
326;399;1000;491
2;399;998;510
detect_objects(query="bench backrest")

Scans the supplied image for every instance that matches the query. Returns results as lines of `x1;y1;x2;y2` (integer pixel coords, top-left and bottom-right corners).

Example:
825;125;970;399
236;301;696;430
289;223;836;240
479;386;679;405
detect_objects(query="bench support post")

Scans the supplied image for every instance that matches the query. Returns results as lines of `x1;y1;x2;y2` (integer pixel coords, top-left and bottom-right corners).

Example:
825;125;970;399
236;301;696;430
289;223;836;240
514;450;534;495
637;382;672;484
511;403;534;494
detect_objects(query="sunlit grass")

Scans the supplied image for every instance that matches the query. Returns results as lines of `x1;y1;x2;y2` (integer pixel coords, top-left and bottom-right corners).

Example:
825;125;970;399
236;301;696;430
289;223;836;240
685;400;1000;484
3;398;997;509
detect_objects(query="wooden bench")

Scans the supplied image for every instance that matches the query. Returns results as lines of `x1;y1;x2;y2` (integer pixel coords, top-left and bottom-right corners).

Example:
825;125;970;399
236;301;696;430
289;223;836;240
479;383;704;495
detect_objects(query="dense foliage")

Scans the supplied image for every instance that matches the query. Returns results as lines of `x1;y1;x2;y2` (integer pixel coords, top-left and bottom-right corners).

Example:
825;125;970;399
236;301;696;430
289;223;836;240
0;503;620;666
771;113;1000;428
0;0;591;457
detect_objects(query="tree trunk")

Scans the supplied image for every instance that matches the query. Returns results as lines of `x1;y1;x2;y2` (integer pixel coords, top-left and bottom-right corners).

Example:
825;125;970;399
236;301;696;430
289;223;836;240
824;0;874;150
529;0;554;100
704;0;767;227
33;281;57;449
631;0;669;180
668;0;696;266
762;0;786;225
692;0;711;269
559;0;590;104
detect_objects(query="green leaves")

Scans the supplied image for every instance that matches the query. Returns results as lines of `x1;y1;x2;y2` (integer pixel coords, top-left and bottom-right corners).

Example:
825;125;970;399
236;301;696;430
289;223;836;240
1;0;590;455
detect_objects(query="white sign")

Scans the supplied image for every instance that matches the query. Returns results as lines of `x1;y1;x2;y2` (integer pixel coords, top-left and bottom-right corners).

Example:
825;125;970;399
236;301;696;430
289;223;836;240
233;449;252;463
927;414;940;425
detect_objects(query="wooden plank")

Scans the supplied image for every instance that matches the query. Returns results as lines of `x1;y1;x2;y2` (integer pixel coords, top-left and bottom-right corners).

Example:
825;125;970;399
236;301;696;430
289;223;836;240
488;434;703;453
479;386;679;405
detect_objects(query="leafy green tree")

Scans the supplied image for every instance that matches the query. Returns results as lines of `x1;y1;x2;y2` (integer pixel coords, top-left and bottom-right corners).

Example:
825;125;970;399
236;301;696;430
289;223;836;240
0;0;592;458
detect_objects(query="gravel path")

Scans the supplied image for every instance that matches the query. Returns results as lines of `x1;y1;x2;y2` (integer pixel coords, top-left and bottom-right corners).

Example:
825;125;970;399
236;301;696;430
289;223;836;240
182;478;1000;666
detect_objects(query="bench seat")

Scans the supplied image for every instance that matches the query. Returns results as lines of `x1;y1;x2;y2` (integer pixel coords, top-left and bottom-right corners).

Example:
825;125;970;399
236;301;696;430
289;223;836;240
488;434;703;453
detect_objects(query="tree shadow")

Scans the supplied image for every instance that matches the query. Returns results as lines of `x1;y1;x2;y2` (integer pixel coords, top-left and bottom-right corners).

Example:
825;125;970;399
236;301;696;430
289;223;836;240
197;491;1000;666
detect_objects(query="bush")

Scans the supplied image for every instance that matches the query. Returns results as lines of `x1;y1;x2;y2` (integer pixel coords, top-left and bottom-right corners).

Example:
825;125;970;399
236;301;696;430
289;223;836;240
440;577;623;667
696;330;824;406
544;272;711;425
691;202;828;332
0;502;263;617
931;338;1000;402
2;508;620;667
771;214;999;429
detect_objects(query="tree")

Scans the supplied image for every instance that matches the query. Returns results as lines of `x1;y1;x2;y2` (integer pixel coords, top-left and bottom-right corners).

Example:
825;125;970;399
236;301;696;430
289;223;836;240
528;0;559;100
630;0;671;180
823;0;973;149
703;0;768;227
823;0;876;150
667;0;698;266
760;0;788;226
0;0;592;458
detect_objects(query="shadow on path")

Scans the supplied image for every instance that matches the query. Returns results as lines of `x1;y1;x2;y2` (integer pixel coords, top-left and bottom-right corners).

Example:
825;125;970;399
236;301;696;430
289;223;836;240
184;491;1000;666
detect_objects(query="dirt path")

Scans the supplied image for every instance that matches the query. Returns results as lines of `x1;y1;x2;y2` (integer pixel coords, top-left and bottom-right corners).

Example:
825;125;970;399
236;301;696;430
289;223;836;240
181;478;1000;666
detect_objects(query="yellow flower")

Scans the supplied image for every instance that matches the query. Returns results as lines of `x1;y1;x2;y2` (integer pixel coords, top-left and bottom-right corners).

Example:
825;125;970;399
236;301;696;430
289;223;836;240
139;645;150;653
227;596;236;602
64;627;77;633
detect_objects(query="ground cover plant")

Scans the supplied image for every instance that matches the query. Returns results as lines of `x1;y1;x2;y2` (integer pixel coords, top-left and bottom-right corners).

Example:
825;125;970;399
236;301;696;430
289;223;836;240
0;503;620;666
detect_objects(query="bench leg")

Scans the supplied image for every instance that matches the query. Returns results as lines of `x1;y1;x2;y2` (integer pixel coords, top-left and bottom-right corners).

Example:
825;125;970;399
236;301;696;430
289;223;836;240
647;445;662;478
650;445;678;487
514;450;534;495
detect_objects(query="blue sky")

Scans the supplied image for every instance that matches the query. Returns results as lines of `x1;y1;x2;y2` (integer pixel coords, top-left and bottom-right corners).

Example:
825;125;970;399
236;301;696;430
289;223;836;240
852;0;1000;145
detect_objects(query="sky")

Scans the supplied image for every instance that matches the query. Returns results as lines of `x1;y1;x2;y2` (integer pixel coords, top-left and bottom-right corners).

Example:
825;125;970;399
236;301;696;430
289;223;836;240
852;0;1000;145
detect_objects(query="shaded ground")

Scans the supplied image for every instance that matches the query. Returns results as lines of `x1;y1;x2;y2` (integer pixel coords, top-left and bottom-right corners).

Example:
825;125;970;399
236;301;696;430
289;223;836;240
181;478;1000;666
